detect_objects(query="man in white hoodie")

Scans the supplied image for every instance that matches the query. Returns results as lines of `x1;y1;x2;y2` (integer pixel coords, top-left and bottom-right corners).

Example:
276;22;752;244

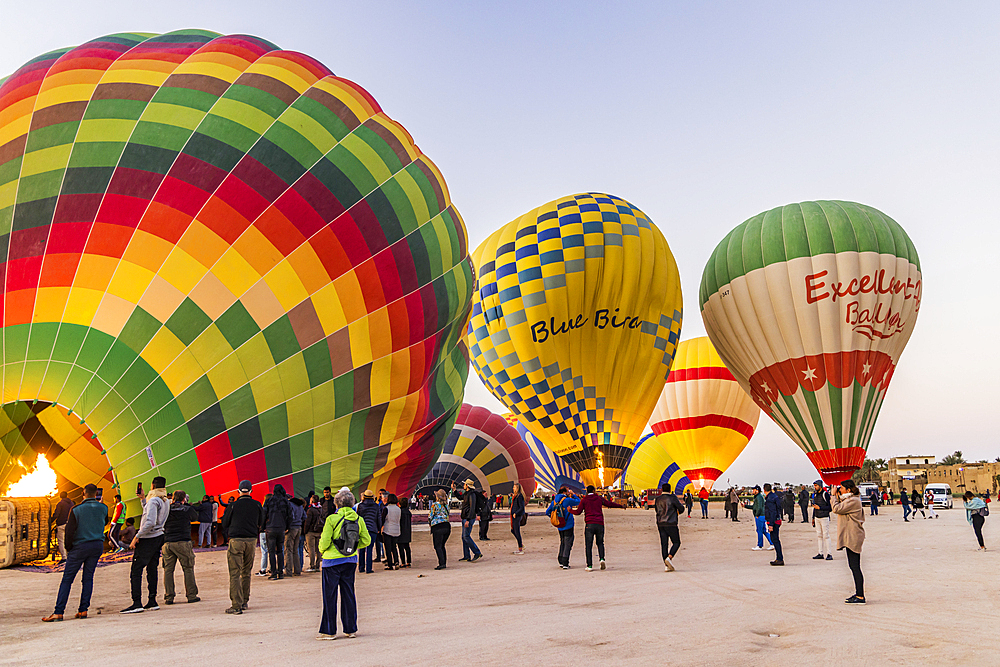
121;476;170;614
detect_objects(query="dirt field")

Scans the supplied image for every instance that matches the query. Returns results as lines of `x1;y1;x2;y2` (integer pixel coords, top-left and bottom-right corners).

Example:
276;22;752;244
1;502;996;665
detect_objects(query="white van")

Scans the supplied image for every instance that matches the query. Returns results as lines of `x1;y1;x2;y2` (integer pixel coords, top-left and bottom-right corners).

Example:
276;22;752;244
858;482;879;506
924;484;953;509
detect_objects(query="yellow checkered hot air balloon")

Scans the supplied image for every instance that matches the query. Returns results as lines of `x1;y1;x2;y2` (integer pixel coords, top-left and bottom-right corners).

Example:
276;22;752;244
467;193;683;488
650;337;760;491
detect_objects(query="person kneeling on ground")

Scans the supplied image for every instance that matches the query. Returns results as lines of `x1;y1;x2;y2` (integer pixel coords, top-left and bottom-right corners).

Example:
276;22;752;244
654;483;685;572
316;488;372;640
570;485;622;571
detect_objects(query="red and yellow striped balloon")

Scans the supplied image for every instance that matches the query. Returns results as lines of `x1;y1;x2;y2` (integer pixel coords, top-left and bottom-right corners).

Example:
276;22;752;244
650;337;759;490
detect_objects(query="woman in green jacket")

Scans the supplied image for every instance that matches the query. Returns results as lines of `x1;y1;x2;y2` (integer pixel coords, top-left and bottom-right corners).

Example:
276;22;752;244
316;488;372;640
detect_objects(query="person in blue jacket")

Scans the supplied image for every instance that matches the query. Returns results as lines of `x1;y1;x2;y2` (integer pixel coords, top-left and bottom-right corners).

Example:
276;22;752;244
43;484;109;622
545;486;581;569
763;483;784;566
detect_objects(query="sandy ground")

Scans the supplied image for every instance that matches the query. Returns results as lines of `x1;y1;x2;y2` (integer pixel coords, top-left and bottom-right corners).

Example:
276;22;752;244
1;502;997;666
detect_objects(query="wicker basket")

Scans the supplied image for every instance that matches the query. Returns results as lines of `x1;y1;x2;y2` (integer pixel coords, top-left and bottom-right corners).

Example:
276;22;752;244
0;497;53;568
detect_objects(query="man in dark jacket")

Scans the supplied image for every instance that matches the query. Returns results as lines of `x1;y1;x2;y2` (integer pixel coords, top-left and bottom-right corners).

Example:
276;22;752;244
303;499;324;572
478;491;494;540
798;487;811;523
783;488;796;522
355;490;382;573
193;495;214;548
52;491;75;561
222;480;264;614
459;479;483;562
764;484;784;566
43;484;108;621
262;484;291;579
571;485;623;571
318;486;337;520
811;480;833;560
654;483;685;572
162;491;199;604
284;497;305;577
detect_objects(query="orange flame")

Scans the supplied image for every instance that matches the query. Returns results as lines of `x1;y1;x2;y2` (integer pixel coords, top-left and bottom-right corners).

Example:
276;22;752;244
4;454;58;497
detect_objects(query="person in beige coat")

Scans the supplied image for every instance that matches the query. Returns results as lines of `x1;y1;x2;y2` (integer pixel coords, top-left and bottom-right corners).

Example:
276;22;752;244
832;479;866;604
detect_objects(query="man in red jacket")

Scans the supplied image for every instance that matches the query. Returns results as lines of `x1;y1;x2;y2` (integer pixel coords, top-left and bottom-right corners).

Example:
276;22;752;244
569;486;622;571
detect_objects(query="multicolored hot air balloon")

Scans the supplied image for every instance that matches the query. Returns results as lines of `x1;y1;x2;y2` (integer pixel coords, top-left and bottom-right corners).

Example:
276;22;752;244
0;31;473;510
416;404;534;496
515;419;584;494
700;201;921;484
649;337;759;491
622;433;692;495
467;193;683;488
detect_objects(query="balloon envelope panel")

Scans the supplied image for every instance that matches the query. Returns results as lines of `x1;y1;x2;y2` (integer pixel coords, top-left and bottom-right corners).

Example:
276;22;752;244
416;403;535;496
650;336;759;491
515;419;584;494
0;31;472;507
622;432;691;495
699;201;920;484
467;193;683;488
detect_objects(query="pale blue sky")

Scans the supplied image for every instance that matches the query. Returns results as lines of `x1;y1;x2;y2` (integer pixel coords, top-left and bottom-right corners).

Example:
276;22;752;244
3;2;997;484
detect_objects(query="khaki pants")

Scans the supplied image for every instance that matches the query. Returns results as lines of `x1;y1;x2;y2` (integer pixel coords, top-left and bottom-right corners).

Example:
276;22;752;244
306;532;321;570
227;538;256;609
56;525;67;560
162;541;198;602
284;527;302;575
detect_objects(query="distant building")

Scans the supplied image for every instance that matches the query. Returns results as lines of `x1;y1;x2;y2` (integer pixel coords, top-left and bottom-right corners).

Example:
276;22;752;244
885;456;936;494
927;462;1000;496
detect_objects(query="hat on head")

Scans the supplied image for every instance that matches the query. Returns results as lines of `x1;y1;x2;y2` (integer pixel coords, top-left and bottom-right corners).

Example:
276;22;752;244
463;479;476;487
814;480;824;486
239;480;252;492
362;489;375;498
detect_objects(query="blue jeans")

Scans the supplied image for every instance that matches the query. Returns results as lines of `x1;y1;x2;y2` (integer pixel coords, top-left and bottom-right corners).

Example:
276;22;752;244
755;516;772;548
902;505;911;520
299;533;305;568
700;499;709;517
357;544;373;573
54;540;103;615
320;562;358;636
461;520;481;559
198;523;212;547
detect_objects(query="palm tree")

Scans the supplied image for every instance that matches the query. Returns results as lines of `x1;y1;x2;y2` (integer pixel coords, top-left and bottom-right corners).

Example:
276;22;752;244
941;451;966;466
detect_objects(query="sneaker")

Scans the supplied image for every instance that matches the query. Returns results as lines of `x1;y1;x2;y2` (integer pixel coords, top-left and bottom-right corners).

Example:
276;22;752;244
826;555;833;561
143;601;159;611
345;633;357;638
188;597;201;603
586;566;594;572
457;558;470;562
120;604;144;614
766;545;775;551
752;546;763;551
224;606;243;615
600;560;606;570
255;570;268;577
513;549;524;555
471;554;482;562
434;565;446;570
664;557;675;572
241;602;248;610
770;560;784;566
164;599;174;605
812;554;824;560
845;595;866;604
267;574;278;580
316;634;337;640
559;564;568;570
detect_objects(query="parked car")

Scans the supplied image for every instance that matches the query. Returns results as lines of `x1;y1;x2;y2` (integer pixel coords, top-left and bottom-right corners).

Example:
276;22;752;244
924;483;954;509
858;482;879;506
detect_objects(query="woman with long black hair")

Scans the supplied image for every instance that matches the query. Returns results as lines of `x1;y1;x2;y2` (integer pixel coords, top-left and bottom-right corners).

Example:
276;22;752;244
510;483;527;555
964;491;988;550
832;479;866;604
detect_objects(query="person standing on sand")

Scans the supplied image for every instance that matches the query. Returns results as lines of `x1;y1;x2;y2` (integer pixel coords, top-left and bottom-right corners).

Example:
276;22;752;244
783;488;796;523
900;487;911;522
798;486;810;523
121;476;169;614
655;483;685;572
510;483;527;554
316;488;372;640
811;480;833;561
832;479;866;604
570;484;623;571
262;485;292;580
52;491;74;562
684;490;693;518
354;490;382;573
161;491;199;605
911;489;926;519
284;496;305;577
763;484;784;566
478;490;494;541
42;484;108;622
222;480;265;614
963;491;988;550
381;494;401;570
545;485;580;569
728;487;741;522
304;497;324;572
397;498;412;568
429;489;451;569
747;486;773;551
459;480;483;563
698;486;710;518
109;494;126;553
924;489;938;519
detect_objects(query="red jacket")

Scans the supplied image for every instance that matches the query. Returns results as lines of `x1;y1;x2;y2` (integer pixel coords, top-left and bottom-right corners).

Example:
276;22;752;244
570;494;622;525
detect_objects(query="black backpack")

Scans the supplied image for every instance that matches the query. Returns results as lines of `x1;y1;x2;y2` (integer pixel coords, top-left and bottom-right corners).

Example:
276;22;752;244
333;515;361;555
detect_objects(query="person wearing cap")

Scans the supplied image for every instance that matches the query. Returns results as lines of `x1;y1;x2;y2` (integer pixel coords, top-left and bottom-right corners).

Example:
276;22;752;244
121;475;170;614
811;480;834;561
354;490;382;573
42;483;108;622
459;479;483;562
222;480;265;614
747;486;773;552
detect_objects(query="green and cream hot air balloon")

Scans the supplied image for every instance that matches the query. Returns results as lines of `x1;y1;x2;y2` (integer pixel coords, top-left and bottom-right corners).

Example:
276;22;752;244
700;201;921;484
